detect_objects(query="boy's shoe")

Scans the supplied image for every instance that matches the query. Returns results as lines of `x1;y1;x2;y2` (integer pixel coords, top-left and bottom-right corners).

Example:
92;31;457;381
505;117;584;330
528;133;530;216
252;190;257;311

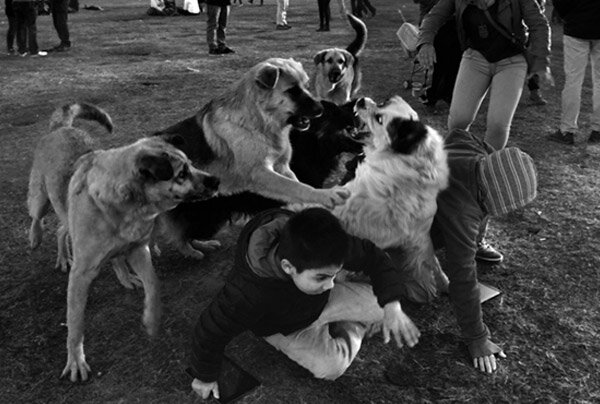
475;240;504;264
588;130;600;144
218;45;235;54
47;43;71;52
548;129;575;145
30;51;48;57
276;24;291;30
528;90;547;106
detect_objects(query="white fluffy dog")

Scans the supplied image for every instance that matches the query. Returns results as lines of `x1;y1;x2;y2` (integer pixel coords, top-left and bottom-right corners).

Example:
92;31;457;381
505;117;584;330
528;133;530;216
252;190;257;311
335;96;449;302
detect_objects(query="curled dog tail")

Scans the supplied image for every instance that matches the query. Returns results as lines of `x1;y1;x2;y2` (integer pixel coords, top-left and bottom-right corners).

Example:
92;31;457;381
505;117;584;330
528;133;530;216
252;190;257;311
346;13;367;57
49;102;113;133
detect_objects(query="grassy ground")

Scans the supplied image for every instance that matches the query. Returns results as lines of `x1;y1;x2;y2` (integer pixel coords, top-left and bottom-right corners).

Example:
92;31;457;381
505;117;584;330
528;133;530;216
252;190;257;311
0;0;599;402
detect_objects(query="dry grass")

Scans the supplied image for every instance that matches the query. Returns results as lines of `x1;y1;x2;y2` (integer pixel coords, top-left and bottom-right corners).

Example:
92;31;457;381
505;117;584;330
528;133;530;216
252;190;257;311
0;0;599;402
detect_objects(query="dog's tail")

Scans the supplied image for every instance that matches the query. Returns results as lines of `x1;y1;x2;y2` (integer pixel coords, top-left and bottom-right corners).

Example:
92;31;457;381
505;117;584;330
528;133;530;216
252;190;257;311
346;13;367;57
49;102;113;133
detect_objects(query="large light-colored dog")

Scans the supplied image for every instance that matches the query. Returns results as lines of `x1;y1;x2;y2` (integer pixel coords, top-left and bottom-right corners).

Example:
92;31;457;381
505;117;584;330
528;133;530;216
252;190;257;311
27;103;220;382
313;13;367;105
155;58;349;258
334;96;449;302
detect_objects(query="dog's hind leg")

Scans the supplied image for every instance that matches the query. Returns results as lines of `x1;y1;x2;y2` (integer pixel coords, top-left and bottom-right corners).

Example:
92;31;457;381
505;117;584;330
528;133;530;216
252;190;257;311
55;225;71;272
126;246;161;337
111;257;143;289
27;170;50;249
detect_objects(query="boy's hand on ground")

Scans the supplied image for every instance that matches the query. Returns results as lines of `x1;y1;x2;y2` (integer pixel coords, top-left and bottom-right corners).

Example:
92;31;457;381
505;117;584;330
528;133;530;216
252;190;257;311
192;378;220;400
382;301;420;348
468;338;506;374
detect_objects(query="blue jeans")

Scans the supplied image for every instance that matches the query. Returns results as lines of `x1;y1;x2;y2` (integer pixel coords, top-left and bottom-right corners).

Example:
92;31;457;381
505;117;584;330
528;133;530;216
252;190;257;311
448;48;527;150
206;4;229;50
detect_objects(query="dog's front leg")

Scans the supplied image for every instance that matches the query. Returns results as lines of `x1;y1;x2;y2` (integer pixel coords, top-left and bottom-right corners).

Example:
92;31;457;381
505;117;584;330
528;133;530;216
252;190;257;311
61;255;102;382
126;246;161;337
250;169;350;208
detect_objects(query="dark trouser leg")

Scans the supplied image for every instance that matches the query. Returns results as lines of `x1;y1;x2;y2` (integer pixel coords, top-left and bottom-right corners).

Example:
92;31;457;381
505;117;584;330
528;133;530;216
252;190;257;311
216;5;228;47
23;2;38;54
6;1;17;51
206;4;219;49
527;74;540;91
13;3;27;53
51;0;70;45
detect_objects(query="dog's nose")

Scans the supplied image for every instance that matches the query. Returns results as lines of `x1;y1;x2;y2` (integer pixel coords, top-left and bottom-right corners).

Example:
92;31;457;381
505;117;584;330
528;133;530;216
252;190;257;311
203;175;220;191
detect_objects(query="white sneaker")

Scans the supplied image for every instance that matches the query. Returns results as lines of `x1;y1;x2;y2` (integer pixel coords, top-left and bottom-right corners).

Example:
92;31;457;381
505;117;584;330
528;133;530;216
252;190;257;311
31;51;48;57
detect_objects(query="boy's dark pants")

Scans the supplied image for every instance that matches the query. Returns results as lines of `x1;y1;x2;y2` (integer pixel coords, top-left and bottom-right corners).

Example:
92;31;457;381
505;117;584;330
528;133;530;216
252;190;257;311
13;1;39;54
5;0;16;51
50;0;70;46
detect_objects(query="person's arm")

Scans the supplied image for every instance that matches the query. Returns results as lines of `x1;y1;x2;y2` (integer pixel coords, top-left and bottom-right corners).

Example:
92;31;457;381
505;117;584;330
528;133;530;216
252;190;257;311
436;200;504;373
189;276;268;386
416;0;456;69
520;0;551;77
342;236;420;348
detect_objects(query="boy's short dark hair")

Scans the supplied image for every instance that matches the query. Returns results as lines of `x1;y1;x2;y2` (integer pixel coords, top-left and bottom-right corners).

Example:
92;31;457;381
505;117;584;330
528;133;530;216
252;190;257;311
278;207;349;272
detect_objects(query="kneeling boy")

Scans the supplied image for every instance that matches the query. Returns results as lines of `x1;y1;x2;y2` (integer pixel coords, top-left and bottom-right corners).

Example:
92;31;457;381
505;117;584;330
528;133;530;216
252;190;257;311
189;207;420;399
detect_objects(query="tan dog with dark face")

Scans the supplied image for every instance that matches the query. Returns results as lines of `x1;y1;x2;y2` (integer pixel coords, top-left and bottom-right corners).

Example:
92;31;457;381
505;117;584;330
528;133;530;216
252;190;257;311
27;103;220;382
313;14;367;105
154;58;350;258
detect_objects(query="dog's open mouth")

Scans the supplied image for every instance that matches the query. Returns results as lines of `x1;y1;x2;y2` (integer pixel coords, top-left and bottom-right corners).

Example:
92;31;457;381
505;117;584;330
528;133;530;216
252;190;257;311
288;115;311;131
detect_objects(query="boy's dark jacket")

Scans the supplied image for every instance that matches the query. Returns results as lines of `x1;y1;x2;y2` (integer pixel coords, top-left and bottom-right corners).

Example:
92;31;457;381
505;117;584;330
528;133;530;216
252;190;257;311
189;209;405;382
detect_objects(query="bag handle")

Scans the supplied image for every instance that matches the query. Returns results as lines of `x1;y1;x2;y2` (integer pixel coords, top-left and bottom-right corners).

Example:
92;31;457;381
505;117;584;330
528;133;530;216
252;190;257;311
483;9;525;50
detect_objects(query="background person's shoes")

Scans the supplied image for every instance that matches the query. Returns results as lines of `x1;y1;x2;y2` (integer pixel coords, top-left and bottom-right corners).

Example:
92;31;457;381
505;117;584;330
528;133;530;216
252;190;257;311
588;130;600;144
548;129;575;145
218;45;235;54
208;48;221;55
30;51;48;57
276;24;291;30
475;240;504;264
528;90;547;106
7;48;16;55
19;52;28;57
47;43;71;52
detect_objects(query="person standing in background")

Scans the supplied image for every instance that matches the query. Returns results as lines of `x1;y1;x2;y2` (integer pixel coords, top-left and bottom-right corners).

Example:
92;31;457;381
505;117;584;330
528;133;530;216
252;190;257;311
12;0;47;56
549;0;600;145
275;0;291;30
526;0;548;106
46;0;71;52
5;0;17;54
205;0;234;54
317;0;331;31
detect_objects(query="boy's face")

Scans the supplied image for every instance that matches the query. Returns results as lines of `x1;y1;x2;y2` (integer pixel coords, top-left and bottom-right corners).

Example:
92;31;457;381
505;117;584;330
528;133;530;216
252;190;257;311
281;259;342;295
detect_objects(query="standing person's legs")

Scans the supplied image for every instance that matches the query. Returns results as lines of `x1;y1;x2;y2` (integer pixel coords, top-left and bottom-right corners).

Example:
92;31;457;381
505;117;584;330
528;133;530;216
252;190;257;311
484;54;527;150
216;5;229;48
206;4;219;51
264;282;384;380
23;1;38;54
13;2;27;54
448;49;493;134
5;0;17;52
561;35;590;133
276;0;288;26
50;0;70;47
590;39;600;132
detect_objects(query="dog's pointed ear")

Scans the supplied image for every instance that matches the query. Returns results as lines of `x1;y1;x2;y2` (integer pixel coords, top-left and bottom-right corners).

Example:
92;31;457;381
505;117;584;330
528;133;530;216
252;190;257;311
388;118;428;155
162;134;186;149
313;50;327;66
256;64;280;89
137;153;174;181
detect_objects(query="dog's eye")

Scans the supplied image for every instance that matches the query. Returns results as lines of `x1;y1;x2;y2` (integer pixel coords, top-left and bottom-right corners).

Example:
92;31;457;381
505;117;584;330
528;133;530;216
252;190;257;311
375;114;383;125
